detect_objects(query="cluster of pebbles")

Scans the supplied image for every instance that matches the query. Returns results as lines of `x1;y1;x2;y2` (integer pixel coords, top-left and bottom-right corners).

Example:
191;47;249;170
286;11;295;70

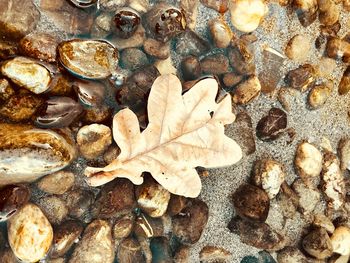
0;0;350;262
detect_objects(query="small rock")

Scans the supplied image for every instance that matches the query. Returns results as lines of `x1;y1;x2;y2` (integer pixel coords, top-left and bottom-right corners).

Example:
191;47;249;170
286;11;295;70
99;0;126;11
113;8;140;39
0;92;44;122
293;0;318;27
222;73;243;89
302;227;333;259
77;124;112;160
19;32;58;63
150;237;172;263
154;57;177;75
113;213;134;239
209;18;233;48
176;29;210;56
117;238;145;263
180;0;199;30
201;0;228;13
37;171;75;195
277;247;308;263
83;105;112;124
256;108;287;141
129;0;150;13
91;12;113;38
318;0;339;26
326;37;350;63
338;66;350;95
174;245;190;263
0;41;18;60
92;179;136;219
200;54;230;75
232;184;270;222
0;248;18;263
1;57;52;94
315;57;337;78
172;199;209;244
73;79;105;107
330;226;350;255
313;214;335;234
120;48;148;70
47;74;74;96
65;189;94;220
103;145;121;164
181;56;202;81
69;220;114;263
285;34;311;62
228;39;256;75
0;79;14;102
110;24;146;50
276;182;299;219
285;64;315;92
277;87;299;112
199;246;232;262
135;175;171;218
37;195;68;225
292;178;320;215
134;213;164;238
294;142;323;187
308;84;332;109
232;75;261;105
143;38;170;59
228;217;286;251
253;159;285;199
51;220;83;258
167;194;187;216
338;138;350;171
0;184;30;222
8;203;53;263
321;152;346;211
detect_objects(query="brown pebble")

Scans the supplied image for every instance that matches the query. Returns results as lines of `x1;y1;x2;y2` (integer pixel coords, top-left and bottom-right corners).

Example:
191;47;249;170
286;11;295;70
143;38;170;59
228;39;255;75
256;108;287;141
200;54;229;75
37;171;75;195
181;56;202;81
222;72;243;89
308;83;332;109
232;75;261;105
285;64;315;92
302;227;333;259
326;37;350;63
338;66;350;95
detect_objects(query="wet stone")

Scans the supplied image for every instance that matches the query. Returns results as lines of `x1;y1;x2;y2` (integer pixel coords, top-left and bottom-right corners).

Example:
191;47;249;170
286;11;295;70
113;8;141;39
77;124;112;160
200;54;230;75
302;227;333;259
0;184;30;222
37;195;69;225
174;245;190;263
117;237;145;263
0;41;18;60
113;213;134;239
201;0;228;13
0;248;18;263
65;189;94;220
176;29;210;56
58;39;118;79
103;145;121;164
8;203;53;263
172;199;209;244
69;0;98;8
1;57;52;94
150;237;172;263
110;24;146;50
143;38;170;59
0;92;44;122
232;75;261;105
222;73;243;89
37;171;75;195
241;256;259;263
73;79;105;107
209;18;233;48
134;213;164;238
19;32;59;63
91;12;113;39
276;182;299;219
277;247;308;263
181;56;201;81
144;3;186;43
120;48;149;70
99;0;127;11
47;74;74;96
256;108;287;141
232;184;270;222
35;97;83;128
199;246;232;262
319;0;340;26
69;220;114;263
228;39;256;75
83;105;112;124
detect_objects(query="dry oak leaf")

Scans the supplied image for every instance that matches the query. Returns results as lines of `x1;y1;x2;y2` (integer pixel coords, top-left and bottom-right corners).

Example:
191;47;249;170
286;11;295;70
84;74;242;197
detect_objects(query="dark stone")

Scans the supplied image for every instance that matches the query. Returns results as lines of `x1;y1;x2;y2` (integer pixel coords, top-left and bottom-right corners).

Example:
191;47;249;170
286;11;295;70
175;30;210;56
241;256;259;263
64;189;95;221
167;194;187;216
285;64;315;92
120;48;149;70
0;185;30;222
172;199;209;244
113;213;134;239
302;228;333;259
200;54;230;75
228;39;255;75
0;41;18;60
134;213;164;238
232;184;269;222
256;108;287;142
117;237;145;263
113;8;141;39
150;237;172;263
181;56;201;81
73;80;105;107
338;66;350;95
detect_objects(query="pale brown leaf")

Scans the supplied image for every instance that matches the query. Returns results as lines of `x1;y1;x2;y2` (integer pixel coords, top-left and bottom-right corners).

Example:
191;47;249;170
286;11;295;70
84;74;242;197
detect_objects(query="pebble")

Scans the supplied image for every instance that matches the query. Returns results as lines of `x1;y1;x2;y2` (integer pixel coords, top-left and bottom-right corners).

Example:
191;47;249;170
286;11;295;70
129;0;150;13
51;220;83;258
285;64;315;92
200;54;230;75
277;247;308;263
232;75;261;104
134;213;164;238
69;220;114;263
338;66;350;95
315;57;337;78
65;189;94;220
113;213;134;239
180;0;199;30
167;194;187;216
338;138;350;170
73;79;105;107
253;159;285;199
0;79;14;102
83;105;112;124
181;56;201;81
103;145;121;164
117;237;145;263
120;48;149;70
150;237;172;263
91;13;112;38
174;245;190;263
285;34;311;62
35;97;83;128
209;18;233;48
172;199;209;244
143;38;170;59
135;175;171;218
8;203;53;263
276;182;299;219
302;227;333;259
99;0;126;11
37;196;68;225
199;246;232;262
19;32;58;63
222;73;243;89
92;179;136;219
0;124;77;185
0;92;44;122
144;3;186;43
294;142;323;187
256;108;287;141
277;87;299;112
313;214;335;234
308;84;332;109
175;29;210;56
330;226;350;255
293;0;318;27
0;248;18;263
58;39;118;79
0;0;40;41
318;0;340;26
228;39;256;75
292;178;320;215
232;184;270;222
110;24;146;50
1;57;52;94
69;0;97;8
326;37;350;63
0;184;30;222
77;124;112;160
229;217;286;251
321;152;346;211
201;0;228;13
47;74;74;96
113;8;141;39
0;41;18;60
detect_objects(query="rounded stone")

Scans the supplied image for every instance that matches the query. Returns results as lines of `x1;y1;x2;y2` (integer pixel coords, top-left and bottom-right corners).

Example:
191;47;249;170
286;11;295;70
37;171;75;195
